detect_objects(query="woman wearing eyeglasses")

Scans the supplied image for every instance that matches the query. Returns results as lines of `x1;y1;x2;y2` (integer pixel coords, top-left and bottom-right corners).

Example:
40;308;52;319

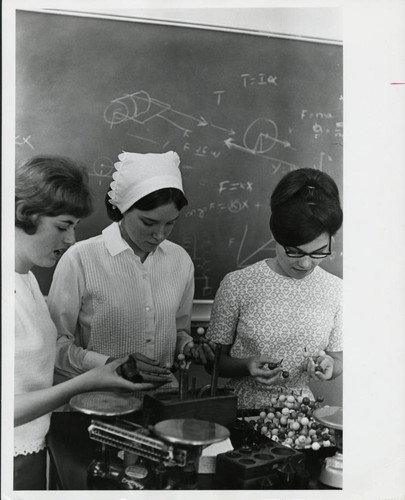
205;168;343;409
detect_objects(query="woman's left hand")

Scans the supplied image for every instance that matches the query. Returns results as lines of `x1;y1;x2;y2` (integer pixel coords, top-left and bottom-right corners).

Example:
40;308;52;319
305;354;334;380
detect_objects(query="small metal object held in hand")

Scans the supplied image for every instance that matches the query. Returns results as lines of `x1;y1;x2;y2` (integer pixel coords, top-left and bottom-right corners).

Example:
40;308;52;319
262;358;283;370
119;355;144;383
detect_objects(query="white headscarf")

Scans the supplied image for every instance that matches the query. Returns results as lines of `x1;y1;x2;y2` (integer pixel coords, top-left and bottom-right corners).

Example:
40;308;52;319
108;151;184;213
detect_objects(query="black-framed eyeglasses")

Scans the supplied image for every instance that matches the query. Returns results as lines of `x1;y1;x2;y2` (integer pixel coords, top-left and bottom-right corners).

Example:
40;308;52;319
283;236;332;259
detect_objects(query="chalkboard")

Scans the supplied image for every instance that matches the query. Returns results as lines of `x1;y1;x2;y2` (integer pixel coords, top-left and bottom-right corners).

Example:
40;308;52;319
16;10;343;299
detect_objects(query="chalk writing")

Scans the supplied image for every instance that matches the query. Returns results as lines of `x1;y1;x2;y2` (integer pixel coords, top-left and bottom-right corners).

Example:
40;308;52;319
17;14;343;300
334;122;343;138
300;109;343;140
15;135;34;149
306;152;333;172
185;199;249;219
183;143;221;159
241;73;278;87
301;110;334;120
225;137;299;173
236;225;276;268
181;233;213;297
218;181;253;194
127;133;160;145
213;90;225;105
90;157;114;177
244;118;292;152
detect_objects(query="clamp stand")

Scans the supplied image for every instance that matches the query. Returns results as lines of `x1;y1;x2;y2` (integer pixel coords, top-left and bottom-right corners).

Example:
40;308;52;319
312;406;343;489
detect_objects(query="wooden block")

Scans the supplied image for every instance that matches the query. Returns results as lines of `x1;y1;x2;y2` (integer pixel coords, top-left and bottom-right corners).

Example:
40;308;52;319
143;390;238;428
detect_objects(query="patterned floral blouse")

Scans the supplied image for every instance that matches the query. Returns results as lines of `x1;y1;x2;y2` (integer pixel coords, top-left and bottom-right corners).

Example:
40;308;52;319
206;261;342;409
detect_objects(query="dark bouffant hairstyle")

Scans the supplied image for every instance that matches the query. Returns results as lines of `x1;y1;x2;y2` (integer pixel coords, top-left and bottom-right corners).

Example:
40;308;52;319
15;155;93;234
105;188;188;222
270;168;343;246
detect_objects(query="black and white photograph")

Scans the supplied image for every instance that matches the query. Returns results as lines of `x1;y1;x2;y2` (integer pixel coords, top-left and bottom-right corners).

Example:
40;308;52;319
2;1;405;499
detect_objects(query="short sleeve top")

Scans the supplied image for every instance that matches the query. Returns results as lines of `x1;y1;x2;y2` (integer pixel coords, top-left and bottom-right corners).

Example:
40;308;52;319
206;261;342;408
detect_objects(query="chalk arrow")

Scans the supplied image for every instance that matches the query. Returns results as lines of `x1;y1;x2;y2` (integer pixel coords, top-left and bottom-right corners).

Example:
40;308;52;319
261;133;291;148
211;125;236;135
197;116;209;127
224;138;255;154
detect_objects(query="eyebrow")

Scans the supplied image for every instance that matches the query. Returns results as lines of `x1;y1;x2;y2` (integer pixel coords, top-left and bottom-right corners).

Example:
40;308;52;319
289;242;329;252
141;215;180;223
58;219;78;225
286;242;329;253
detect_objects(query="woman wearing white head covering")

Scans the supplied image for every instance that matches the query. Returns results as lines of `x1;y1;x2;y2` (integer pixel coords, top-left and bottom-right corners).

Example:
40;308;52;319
48;151;210;387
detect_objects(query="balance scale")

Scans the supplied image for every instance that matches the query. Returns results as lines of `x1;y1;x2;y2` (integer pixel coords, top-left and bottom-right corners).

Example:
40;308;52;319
312;406;343;489
69;391;230;489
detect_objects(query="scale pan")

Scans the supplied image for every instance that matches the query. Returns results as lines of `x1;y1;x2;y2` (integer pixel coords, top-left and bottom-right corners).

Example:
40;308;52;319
154;418;230;446
69;391;142;416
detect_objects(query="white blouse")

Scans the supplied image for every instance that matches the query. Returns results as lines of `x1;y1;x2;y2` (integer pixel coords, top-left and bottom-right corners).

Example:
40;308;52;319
47;222;194;382
14;271;57;456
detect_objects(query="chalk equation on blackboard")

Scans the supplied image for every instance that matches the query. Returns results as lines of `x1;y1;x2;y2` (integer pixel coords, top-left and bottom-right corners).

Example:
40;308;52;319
185;199;250;219
15;135;34;150
240;73;278;88
300;109;343;141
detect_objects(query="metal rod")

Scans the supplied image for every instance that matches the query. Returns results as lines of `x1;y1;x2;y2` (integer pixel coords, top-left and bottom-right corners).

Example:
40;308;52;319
179;370;189;400
191;377;197;399
210;344;222;397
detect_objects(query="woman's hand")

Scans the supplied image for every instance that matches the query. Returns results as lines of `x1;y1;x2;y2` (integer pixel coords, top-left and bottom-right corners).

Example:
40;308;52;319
184;339;216;365
83;357;156;391
119;353;173;385
305;354;334;380
247;355;284;385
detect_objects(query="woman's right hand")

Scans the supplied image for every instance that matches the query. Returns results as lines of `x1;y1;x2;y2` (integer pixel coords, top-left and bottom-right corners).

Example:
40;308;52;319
85;357;156;391
246;355;284;385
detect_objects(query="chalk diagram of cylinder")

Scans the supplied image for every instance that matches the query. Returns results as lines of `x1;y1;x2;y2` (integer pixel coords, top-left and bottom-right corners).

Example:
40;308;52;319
103;90;223;134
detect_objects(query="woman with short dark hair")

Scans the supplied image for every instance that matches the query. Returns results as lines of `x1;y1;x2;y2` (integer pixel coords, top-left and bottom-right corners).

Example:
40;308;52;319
206;168;343;409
